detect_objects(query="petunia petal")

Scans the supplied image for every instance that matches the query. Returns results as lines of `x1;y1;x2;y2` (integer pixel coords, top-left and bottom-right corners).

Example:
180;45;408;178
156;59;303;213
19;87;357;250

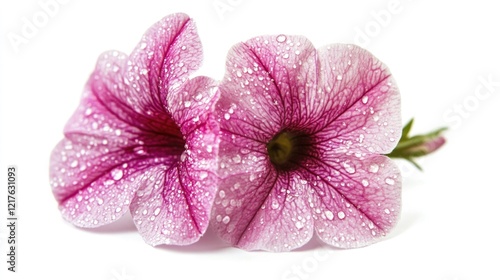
130;120;219;246
50;137;173;227
115;13;202;119
314;44;401;154
303;154;401;248
212;161;314;251
216;35;318;140
167;76;219;136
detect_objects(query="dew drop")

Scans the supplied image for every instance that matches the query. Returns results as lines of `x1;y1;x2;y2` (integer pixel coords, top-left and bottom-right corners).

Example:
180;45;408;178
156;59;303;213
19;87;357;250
282;53;289;59
325;210;334;220
369;163;379;173
271;200;279;210
111;169;123;180
232;154;241;163
336;75;343;81
84;108;93;116
337;211;346;219
295;221;304;229
342;162;356;174
142;209;148;215
219;190;226;199
222;216;230;224
236;70;242;77
362;96;369;104
199;171;208;179
385;178;395;185
180;152;187;162
115;207;122;213
96;197;103;205
224;113;231;120
154;207;161;216
361;179;369;187
276;34;287;43
216;215;222;222
384;208;391;214
140;42;147;49
181;45;187;50
70;160;78;168
358;134;365;143
184;100;191;108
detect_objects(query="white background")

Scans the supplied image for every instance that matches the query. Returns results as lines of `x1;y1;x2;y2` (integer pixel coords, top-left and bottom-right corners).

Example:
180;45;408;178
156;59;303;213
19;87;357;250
1;1;499;279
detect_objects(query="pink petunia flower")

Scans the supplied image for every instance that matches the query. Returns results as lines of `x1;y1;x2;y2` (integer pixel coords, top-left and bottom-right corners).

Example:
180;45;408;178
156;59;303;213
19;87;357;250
50;13;219;246
212;35;402;251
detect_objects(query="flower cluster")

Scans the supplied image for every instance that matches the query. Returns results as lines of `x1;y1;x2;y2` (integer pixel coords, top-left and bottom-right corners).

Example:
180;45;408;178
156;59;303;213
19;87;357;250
49;13;444;251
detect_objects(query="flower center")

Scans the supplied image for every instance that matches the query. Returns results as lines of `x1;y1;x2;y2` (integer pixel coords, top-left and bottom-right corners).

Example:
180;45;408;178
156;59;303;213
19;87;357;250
266;130;311;171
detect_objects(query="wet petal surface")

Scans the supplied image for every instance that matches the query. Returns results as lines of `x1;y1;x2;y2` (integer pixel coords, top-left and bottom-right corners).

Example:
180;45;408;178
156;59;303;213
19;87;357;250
214;36;402;251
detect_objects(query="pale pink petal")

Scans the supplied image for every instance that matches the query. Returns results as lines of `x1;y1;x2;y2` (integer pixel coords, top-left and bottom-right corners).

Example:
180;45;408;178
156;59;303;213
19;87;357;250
314;44;401;154
302;154;401;248
214;37;402;251
50;14;218;243
130;120;219;246
103;13;202;119
212;162;314;251
130;77;219;245
216;35;317;140
50;138;176;227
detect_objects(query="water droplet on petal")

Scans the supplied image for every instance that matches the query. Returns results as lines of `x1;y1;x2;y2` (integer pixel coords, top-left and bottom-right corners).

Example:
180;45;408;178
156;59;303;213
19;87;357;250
336;75;343;81
199;171;208;179
342;162;356;174
96;197;103;205
184;100;191;107
282;53;289;59
111;169;123;180
219;190;226;198
295;221;304;229
369;163;379;173
154;207;161;216
236;70;242;77
271;200;279;209
325;210;334;220
232;154;241;163
361;179;369;187
362;96;369;104
385;178;395;185
384;208;391;214
224;113;230;120
70;160;78;168
337;211;346;219
276;34;287;43
222;216;230;224
115;207;122;213
140;42;147;49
